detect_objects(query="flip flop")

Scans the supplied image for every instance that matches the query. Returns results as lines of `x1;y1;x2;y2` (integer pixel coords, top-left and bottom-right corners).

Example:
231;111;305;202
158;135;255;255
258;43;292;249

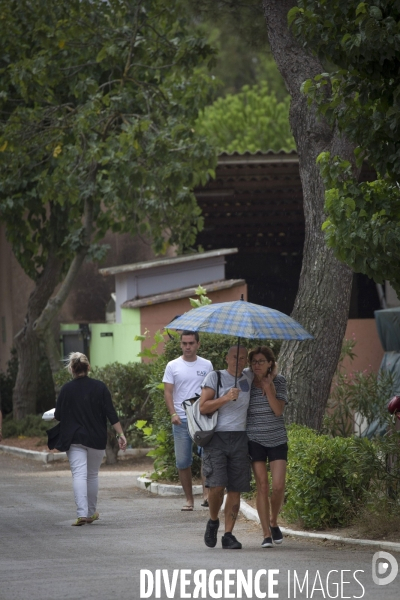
86;512;99;524
181;505;194;511
71;517;87;526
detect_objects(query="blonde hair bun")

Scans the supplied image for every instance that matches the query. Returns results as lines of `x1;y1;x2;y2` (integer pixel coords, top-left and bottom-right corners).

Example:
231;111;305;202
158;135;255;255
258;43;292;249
66;352;90;375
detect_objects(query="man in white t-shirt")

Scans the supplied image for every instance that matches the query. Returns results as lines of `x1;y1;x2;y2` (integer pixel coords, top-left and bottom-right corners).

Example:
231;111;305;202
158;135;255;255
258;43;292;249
163;331;213;511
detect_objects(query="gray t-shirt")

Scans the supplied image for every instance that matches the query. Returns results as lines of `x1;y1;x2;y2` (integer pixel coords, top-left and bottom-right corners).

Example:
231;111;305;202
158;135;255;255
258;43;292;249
201;369;254;432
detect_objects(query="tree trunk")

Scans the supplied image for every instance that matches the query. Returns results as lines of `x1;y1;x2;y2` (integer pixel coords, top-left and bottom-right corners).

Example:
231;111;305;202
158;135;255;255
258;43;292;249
13;198;94;420
105;429;119;464
13;256;64;419
263;1;358;430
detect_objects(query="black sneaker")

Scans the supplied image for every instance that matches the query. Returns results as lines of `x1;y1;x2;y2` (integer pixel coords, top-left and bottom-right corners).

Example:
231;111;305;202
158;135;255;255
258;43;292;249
221;532;242;549
204;519;219;548
261;537;273;548
270;525;283;544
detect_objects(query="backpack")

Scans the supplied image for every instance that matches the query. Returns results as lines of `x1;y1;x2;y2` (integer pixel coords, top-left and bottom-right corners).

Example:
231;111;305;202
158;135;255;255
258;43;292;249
181;370;222;447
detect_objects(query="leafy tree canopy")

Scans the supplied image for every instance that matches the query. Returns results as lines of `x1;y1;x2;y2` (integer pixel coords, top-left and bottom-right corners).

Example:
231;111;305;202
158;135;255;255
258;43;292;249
289;0;400;294
184;0;288;99
0;0;218;282
196;81;295;153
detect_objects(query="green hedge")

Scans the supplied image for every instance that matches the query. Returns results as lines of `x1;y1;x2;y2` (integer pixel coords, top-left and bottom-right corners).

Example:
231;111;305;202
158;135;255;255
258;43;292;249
2;413;51;439
283;425;375;528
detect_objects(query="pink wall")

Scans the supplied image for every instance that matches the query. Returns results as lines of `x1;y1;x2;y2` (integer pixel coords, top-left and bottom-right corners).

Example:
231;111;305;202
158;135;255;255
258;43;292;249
140;284;247;359
341;319;384;375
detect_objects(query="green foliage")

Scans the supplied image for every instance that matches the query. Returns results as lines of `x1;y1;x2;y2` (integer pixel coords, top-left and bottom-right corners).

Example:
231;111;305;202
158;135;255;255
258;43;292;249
189;285;212;308
196;82;295;153
283;424;375;528
2;413;50;439
94;361;153;448
0;0;218;283
290;1;400;295
323;338;393;437
135;419;186;482
319;153;400;295
284;422;400;529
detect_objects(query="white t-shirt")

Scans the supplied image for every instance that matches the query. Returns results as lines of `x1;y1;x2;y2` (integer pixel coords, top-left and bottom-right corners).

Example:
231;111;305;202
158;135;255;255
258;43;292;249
163;356;213;419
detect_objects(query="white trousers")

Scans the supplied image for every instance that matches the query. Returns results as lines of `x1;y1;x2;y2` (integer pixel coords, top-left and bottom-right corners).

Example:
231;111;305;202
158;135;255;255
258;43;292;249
66;444;105;518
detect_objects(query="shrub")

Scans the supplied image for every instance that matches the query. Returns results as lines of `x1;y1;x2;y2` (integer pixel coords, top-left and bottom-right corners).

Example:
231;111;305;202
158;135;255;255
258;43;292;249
323;338;393;438
94;362;152;463
283;424;374;529
2;413;50;439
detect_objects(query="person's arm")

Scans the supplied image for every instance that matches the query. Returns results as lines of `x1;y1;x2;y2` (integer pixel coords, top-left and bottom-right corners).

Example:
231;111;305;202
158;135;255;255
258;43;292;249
164;382;181;425
260;371;286;417
112;422;127;451
199;385;239;415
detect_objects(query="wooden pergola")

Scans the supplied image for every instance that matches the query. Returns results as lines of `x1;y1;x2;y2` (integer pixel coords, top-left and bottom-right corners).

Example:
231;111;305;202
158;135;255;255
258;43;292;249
194;151;379;317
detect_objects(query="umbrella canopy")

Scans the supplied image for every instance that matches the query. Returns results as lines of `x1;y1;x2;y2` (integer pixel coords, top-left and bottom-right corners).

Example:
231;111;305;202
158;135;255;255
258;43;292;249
165;299;313;341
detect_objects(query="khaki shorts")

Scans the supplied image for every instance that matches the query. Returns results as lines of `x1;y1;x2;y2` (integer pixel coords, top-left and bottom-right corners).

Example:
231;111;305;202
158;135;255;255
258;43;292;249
202;431;251;492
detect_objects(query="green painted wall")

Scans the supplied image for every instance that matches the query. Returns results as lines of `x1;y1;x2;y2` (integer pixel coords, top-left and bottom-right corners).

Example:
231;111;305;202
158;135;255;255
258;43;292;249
60;308;141;368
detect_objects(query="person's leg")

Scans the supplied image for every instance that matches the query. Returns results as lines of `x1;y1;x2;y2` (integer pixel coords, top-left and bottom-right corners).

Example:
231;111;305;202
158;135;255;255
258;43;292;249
66;444;88;518
201;464;209;505
172;421;194;508
208;486;224;520
252;460;271;537
224;490;241;533
269;459;287;527
86;447;105;517
178;467;194;508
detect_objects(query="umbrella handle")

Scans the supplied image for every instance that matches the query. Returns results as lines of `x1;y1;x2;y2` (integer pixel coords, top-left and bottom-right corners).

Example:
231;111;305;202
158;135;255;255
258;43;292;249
234;336;241;390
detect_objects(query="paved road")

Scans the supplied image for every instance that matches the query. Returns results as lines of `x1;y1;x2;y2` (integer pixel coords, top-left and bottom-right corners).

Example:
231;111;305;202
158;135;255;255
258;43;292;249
0;453;399;600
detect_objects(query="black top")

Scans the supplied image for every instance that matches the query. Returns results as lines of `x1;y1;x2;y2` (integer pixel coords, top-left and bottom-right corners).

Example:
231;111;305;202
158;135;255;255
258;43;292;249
54;376;119;451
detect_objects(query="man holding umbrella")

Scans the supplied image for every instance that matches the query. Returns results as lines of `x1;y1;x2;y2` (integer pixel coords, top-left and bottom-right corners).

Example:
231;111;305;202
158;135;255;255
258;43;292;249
164;295;313;546
199;345;253;550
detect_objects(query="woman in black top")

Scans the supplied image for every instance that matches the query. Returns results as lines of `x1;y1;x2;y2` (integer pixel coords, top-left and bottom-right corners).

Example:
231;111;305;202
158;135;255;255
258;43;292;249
55;352;127;525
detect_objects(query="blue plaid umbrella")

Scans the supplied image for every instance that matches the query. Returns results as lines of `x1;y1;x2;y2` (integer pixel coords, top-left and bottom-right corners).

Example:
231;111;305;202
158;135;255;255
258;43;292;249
165;298;312;385
165;299;313;341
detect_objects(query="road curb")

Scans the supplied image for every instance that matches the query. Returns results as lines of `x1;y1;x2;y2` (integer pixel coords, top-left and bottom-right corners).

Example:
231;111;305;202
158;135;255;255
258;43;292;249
137;476;400;553
0;444;67;463
0;444;151;464
239;499;400;553
137;476;203;497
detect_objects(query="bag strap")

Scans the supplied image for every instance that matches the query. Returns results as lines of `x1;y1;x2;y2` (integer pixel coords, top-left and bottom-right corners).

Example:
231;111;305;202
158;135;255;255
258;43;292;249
215;370;221;398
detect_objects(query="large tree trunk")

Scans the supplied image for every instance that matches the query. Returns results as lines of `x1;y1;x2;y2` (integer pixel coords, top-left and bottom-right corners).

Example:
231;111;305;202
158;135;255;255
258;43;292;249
13;256;63;419
13;199;94;419
263;1;358;430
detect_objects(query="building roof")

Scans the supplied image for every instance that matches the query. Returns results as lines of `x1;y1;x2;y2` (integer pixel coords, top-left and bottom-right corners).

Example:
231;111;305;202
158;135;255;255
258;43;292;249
99;248;238;277
121;279;245;309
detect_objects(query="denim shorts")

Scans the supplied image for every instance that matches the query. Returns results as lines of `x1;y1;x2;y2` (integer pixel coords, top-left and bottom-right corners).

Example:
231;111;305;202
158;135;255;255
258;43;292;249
172;420;193;470
202;432;251;492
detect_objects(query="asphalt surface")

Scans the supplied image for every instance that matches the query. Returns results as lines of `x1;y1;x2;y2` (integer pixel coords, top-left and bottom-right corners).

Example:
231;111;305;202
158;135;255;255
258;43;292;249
0;453;399;600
